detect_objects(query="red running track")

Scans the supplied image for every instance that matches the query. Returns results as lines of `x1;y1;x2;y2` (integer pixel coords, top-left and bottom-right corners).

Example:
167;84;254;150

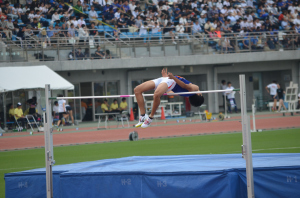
0;116;299;151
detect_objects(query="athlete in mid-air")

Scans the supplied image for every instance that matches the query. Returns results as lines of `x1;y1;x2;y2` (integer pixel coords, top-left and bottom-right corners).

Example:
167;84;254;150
134;68;204;128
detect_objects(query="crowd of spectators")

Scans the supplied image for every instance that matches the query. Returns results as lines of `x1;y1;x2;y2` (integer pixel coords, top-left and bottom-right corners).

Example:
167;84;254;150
0;0;299;49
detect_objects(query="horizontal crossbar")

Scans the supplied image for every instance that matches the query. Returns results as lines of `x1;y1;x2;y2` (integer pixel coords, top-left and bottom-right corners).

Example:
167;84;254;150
49;89;239;100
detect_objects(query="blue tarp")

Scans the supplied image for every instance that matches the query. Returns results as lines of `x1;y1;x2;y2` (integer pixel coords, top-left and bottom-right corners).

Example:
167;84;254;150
5;153;300;198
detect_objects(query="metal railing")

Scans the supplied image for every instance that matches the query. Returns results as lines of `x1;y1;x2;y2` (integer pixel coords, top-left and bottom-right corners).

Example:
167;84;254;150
0;28;299;62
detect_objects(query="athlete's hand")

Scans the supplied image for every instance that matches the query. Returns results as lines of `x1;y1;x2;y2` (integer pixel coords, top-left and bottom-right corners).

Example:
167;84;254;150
161;68;168;77
168;72;175;79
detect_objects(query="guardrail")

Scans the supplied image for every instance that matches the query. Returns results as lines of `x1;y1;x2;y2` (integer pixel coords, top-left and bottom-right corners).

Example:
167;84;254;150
0;29;299;62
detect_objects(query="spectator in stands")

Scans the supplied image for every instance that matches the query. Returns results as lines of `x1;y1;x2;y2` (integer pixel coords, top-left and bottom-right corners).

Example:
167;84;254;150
113;24;120;40
281;17;291;30
226;82;238;113
192;20;203;36
12;19;19;35
151;22;162;43
164;22;177;44
91;0;107;11
106;49;112;59
176;21;191;42
14;102;27;129
266;80;278;111
47;25;55;43
78;24;89;44
139;21;149;44
5;17;14;39
120;98;128;111
104;8;115;24
21;11;30;24
89;5;99;26
17;26;26;40
90;22;101;44
95;45;105;59
117;14;127;31
221;19;232;33
84;48;90;59
76;47;84;60
222;36;234;53
51;10;59;25
110;99;120;113
232;19;241;32
77;15;86;28
74;1;83;18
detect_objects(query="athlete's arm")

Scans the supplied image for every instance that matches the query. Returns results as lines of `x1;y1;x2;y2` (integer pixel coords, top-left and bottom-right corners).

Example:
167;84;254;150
168;72;200;93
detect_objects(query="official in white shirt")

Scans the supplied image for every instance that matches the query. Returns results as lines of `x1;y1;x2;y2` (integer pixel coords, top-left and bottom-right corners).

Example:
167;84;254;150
266;80;278;111
226;82;237;113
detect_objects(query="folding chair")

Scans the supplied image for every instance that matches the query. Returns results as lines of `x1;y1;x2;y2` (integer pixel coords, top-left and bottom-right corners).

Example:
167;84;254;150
117;111;129;128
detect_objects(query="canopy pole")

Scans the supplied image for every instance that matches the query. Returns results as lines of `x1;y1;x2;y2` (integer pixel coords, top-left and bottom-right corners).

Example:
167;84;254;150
44;84;54;198
239;74;255;198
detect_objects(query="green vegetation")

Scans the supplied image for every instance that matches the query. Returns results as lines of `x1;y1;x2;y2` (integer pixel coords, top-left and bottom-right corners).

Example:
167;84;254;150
1;128;300;198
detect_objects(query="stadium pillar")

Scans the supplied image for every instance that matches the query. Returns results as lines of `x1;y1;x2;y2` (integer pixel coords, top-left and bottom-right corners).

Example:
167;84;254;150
207;67;217;113
239;75;255;198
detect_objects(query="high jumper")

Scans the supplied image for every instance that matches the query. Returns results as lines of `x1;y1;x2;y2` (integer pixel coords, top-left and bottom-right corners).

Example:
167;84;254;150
134;68;204;128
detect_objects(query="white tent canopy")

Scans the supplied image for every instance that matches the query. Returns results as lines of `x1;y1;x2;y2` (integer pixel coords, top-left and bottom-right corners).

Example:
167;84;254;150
0;66;74;131
0;66;74;92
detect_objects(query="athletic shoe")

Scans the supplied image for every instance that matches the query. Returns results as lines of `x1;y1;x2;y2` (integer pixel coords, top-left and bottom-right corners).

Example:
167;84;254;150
135;114;148;128
141;117;153;128
173;41;177;45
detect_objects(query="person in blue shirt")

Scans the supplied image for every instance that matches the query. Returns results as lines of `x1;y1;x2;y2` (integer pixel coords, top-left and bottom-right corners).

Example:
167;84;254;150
134;68;204;128
104;8;115;24
112;0;121;12
122;1;130;12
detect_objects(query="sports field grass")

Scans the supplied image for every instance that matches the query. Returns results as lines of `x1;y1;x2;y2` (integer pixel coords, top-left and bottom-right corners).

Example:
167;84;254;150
1;128;300;198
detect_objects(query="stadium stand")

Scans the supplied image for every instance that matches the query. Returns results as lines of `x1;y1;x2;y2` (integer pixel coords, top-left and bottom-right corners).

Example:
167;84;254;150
0;0;299;60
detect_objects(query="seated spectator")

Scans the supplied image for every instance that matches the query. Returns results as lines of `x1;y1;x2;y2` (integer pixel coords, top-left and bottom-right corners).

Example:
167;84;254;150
91;0;106;11
267;37;276;50
106;49;112;59
163;22;177;44
21;11;30;24
47;25;55;43
104;8;115;24
222;37;234;53
110;99;120;113
113;24;120;40
192;21;203;36
101;99;111;113
74;1;83;18
89;5;99;26
8;104;14;121
117;14;127;31
281;18;291;30
95;45;105;59
151;22;162;43
68;16;78;28
75;48;85;60
232;19;241;32
204;20;212;34
90;22;101;45
77;15;86;28
51;10;60;25
127;15;138;33
120;98;128;111
17;26;26;40
221;19;232;33
82;0;90;12
176;22;191;42
5;17;14;39
84;48;90;59
14;102;27;129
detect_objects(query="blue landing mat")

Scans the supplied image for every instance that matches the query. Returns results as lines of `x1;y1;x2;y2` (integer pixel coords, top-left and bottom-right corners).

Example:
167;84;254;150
5;153;300;198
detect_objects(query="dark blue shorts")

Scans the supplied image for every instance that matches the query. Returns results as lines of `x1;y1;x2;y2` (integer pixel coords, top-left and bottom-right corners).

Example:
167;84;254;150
271;95;278;100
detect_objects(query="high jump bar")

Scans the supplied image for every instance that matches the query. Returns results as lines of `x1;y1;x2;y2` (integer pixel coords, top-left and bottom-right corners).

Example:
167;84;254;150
49;89;240;100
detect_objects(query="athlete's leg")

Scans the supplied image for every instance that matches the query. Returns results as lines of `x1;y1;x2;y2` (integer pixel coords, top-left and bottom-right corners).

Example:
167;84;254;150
150;83;168;118
273;98;277;111
134;81;156;115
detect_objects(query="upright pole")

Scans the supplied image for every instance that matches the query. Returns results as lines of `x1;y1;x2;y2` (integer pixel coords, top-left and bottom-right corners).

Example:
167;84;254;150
252;99;256;132
239;75;255;198
3;93;7;130
44;84;54;198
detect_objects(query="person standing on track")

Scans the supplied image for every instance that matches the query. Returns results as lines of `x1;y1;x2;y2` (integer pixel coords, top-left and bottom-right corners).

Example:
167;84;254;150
56;94;68;128
275;83;287;112
134;68;204;128
226;82;238;113
265;80;278;111
221;80;227;112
